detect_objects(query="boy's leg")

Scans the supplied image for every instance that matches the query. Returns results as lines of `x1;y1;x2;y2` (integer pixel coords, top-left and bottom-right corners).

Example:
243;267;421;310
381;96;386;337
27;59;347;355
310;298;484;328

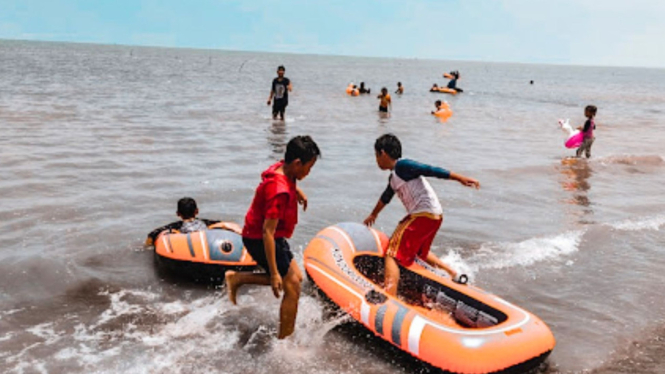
385;215;422;296
417;217;456;277
225;271;270;305
424;252;457;278
278;260;303;339
384;255;400;296
575;143;584;158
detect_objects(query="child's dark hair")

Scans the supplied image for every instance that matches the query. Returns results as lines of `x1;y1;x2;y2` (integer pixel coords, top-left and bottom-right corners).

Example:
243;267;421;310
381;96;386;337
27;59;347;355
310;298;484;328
381;87;388;93
374;134;402;160
277;65;285;71
177;197;198;219
585;105;597;117
397;82;402;86
435;100;442;106
285;135;321;164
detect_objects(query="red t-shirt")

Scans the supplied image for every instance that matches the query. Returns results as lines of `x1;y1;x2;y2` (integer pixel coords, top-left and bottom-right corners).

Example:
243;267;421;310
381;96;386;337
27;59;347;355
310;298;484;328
242;161;298;239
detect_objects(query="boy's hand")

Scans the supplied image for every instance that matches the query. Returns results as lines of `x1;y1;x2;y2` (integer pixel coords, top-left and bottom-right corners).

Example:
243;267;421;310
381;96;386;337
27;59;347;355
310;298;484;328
144;237;154;247
267;99;271;105
458;176;480;189
296;187;308;211
364;214;377;227
270;274;283;298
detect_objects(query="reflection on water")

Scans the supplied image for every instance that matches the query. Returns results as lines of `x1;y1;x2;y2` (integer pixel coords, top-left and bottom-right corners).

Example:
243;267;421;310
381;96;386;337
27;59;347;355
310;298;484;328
559;158;594;222
268;121;287;157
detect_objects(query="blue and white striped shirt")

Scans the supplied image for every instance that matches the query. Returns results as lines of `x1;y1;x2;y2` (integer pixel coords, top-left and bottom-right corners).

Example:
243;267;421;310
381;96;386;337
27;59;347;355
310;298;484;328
380;159;450;215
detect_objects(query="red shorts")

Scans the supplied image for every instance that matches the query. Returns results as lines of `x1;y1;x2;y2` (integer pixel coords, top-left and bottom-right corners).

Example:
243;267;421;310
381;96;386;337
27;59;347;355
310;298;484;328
386;213;443;267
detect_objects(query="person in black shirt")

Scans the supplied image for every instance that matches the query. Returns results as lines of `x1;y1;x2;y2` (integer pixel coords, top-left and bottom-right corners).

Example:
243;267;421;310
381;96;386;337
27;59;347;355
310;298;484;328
446;71;463;92
267;65;292;121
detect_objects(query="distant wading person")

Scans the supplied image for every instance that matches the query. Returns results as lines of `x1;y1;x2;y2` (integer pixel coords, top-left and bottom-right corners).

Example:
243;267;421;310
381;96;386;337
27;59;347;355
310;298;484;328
267;65;292;121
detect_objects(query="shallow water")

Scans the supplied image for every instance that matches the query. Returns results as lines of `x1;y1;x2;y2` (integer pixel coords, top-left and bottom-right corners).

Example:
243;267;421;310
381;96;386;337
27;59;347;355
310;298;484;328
1;40;664;373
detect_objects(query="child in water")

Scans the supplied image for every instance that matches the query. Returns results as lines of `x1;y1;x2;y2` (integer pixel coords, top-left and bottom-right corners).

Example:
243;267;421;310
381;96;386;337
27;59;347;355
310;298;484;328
430;83;440;92
359;82;371;94
395;82;404;94
445;71;463;92
145;197;239;246
576;105;597;158
377;87;391;113
364;134;479;296
226;136;321;339
431;100;449;115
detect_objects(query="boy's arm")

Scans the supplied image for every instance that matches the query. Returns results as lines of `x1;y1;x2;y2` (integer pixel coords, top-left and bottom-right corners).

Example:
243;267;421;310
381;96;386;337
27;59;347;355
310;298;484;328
288;79;293;92
364;184;394;226
448;171;480;189
263;218;283;298
396;159;451;180
396;159;479;188
296;186;308;211
267;82;274;105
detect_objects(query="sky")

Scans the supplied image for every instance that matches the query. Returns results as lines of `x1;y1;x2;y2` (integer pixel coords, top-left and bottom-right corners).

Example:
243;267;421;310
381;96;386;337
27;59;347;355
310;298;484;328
1;0;664;68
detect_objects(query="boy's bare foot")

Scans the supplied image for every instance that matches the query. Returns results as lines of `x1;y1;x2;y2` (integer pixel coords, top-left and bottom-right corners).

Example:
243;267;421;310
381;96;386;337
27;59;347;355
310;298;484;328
225;271;238;305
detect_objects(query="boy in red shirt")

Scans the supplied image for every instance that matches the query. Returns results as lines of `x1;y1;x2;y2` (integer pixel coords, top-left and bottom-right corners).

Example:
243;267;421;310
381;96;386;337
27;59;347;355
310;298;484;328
226;136;320;339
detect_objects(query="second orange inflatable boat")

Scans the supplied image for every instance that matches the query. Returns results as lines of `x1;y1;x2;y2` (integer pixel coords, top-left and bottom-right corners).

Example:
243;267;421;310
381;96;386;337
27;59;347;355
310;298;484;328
304;222;555;374
154;223;257;281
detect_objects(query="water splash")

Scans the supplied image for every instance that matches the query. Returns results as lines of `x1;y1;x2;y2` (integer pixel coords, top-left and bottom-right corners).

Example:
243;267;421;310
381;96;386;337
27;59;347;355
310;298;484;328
465;230;585;271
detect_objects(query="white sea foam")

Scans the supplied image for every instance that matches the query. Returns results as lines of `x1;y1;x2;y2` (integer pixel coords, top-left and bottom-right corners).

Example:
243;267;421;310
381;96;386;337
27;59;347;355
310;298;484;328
607;215;665;231
5;286;344;374
466;230;585;271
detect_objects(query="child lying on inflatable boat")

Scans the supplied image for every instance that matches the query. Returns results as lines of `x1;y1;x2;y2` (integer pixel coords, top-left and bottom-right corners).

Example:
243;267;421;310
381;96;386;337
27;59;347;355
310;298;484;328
145;197;240;246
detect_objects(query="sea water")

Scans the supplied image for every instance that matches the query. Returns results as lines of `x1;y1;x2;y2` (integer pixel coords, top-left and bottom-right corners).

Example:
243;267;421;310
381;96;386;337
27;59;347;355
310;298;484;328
1;40;665;373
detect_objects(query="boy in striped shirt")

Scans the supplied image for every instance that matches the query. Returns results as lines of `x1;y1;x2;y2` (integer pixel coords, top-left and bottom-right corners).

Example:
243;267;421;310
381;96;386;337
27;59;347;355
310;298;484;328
364;134;479;295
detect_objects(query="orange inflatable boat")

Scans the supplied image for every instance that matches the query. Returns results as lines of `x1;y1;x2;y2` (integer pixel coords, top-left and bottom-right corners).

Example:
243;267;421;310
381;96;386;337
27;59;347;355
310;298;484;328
346;84;359;96
431;87;459;95
304;222;555;374
154;223;257;281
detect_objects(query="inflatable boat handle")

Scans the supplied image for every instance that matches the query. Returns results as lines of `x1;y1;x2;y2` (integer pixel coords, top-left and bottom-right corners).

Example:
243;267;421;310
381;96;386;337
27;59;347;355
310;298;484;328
453;274;469;285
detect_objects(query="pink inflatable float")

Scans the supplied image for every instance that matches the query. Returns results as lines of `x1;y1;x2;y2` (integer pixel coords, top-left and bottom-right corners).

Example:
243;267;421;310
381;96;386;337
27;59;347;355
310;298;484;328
559;119;584;149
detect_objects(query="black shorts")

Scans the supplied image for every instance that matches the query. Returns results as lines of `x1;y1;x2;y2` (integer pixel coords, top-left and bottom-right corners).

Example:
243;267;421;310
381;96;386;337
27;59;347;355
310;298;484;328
272;100;288;117
243;237;293;277
379;106;388;113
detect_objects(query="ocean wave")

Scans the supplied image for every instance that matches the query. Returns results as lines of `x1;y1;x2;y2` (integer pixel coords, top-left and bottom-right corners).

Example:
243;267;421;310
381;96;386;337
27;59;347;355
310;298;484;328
464;230;585;271
3;287;341;373
594;154;664;167
607;214;665;231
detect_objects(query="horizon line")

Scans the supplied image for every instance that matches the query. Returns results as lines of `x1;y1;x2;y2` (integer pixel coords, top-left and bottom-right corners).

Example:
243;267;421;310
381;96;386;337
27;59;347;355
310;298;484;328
2;37;663;71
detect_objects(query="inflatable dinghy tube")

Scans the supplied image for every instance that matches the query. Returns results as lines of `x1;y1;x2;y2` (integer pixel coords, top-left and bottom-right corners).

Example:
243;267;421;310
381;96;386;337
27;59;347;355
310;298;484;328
304;222;555;374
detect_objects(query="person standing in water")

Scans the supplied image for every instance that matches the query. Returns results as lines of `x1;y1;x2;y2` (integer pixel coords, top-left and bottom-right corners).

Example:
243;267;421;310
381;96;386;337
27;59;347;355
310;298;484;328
267;65;292;121
575;105;598;158
395;82;404;95
377;87;392;114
